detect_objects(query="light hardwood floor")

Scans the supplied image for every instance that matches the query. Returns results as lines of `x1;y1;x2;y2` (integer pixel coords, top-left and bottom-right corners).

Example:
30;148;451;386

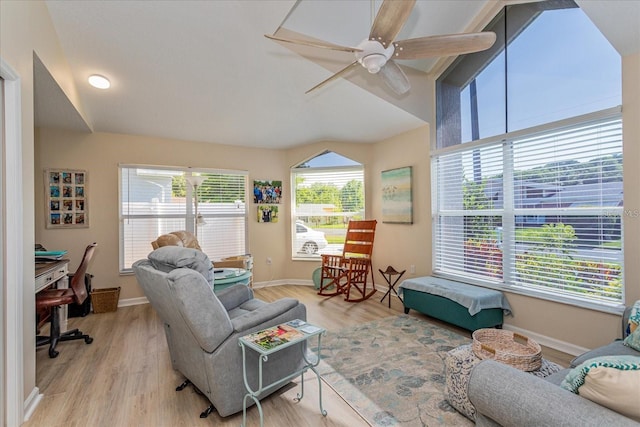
26;285;572;427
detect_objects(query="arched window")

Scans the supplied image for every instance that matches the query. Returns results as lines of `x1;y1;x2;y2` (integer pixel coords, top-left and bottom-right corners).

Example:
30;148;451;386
291;151;364;259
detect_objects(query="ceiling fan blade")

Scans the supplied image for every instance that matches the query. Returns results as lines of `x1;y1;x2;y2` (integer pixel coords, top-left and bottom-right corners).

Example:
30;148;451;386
305;61;360;94
393;32;497;60
378;60;410;95
265;34;362;53
369;0;416;47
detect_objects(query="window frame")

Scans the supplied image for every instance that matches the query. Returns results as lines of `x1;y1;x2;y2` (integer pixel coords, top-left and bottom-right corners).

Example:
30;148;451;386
290;161;365;261
432;2;624;313
118;164;249;273
431;107;625;313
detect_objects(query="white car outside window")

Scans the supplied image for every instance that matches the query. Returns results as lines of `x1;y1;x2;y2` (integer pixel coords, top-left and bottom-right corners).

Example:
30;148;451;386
294;222;328;255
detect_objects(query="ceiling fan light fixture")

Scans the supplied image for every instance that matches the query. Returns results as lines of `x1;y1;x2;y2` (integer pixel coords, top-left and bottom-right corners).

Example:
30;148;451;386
361;54;387;73
88;74;111;89
355;39;395;74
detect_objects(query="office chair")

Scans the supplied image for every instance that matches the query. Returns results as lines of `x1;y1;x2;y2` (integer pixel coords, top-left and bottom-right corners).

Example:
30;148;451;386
36;242;97;358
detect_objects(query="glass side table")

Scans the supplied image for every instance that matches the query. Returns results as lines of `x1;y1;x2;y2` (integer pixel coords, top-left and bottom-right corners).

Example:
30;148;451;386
238;322;327;427
213;268;252;293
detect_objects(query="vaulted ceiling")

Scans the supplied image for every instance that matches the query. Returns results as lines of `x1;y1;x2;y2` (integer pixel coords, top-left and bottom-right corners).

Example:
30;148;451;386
36;0;639;149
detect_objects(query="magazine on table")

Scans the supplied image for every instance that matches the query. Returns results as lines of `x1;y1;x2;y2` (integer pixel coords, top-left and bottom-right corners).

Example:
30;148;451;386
286;319;306;328
298;324;322;334
244;324;304;351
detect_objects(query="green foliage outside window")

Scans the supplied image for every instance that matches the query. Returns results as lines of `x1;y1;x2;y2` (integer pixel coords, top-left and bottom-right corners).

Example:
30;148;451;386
171;174;245;203
297;182;341;206
462;178;622;300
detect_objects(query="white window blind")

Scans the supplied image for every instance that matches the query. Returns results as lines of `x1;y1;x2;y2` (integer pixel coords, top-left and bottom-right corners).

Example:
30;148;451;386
434;113;623;305
119;166;248;271
435;144;504;282
291;153;365;259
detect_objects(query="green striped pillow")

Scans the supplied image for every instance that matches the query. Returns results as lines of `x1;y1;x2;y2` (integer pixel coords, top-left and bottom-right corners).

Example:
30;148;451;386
561;355;640;393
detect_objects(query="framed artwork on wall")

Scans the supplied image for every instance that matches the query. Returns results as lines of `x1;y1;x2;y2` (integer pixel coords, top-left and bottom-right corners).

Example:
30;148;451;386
253;180;282;204
45;168;89;228
257;205;279;223
381;166;413;224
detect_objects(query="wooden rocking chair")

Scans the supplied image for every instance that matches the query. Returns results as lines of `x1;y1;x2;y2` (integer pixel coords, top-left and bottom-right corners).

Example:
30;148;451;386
318;220;377;302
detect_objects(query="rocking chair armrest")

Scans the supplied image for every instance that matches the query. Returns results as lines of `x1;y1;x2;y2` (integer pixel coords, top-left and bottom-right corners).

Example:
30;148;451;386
321;254;350;269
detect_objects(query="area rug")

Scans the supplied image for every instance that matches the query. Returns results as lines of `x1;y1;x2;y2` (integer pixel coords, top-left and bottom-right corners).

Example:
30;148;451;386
315;315;472;426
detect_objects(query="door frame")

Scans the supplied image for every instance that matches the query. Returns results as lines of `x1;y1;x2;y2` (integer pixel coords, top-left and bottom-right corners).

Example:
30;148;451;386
1;56;25;427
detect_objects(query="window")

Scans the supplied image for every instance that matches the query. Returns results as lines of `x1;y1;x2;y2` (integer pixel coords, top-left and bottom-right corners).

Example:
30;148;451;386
433;2;624;307
119;165;248;272
291;151;365;259
438;2;621;147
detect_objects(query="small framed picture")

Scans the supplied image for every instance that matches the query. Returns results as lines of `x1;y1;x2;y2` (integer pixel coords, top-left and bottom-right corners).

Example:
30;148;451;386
257;205;279;223
253;180;282;204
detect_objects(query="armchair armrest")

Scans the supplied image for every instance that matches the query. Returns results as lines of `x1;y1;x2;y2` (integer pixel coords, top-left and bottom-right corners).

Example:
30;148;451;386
469;360;637;427
231;298;301;333
216;284;254;311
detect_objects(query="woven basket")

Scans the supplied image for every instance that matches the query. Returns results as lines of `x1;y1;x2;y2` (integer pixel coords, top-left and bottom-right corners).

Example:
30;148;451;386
472;328;542;371
91;287;121;313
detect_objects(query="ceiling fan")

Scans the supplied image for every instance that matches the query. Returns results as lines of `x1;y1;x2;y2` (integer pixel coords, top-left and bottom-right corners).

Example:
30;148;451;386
266;0;496;95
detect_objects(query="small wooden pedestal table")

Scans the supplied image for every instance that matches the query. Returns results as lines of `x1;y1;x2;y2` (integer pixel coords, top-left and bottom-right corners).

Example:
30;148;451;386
239;323;327;427
379;266;406;308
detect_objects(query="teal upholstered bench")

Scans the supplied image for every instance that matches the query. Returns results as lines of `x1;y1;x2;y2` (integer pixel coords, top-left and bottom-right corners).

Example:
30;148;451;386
399;276;511;331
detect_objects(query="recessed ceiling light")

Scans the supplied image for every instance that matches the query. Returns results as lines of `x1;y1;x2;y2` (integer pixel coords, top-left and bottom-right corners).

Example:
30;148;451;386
88;74;111;89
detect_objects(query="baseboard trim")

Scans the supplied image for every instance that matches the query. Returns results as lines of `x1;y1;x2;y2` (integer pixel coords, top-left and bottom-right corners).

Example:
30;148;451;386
116;282;587;357
253;279;312;288
502;324;590;357
23;387;42;422
253;280;389;291
118;296;148;307
115;283;317;306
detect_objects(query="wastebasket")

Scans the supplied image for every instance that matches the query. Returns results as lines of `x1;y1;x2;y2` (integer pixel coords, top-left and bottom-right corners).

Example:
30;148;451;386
91;287;121;313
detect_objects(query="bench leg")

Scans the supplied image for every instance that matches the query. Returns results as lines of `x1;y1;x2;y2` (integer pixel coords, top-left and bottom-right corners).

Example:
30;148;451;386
404;307;410;314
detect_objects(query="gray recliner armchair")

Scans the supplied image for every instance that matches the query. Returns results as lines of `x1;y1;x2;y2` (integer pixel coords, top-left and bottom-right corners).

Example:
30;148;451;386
133;246;307;418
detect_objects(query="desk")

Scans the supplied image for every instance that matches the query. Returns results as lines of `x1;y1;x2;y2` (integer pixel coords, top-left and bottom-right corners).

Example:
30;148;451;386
35;259;69;332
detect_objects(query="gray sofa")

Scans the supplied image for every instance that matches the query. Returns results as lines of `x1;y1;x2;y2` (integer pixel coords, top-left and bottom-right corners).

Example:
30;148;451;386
133;247;308;418
468;306;639;426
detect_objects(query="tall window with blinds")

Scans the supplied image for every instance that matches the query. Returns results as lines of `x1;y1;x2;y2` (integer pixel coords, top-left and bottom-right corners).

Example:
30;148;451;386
434;1;623;308
434;114;623;305
119;166;248;272
291;151;365;259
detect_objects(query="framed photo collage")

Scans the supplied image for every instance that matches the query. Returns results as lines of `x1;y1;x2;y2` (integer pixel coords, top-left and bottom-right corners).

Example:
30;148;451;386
45;169;89;228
